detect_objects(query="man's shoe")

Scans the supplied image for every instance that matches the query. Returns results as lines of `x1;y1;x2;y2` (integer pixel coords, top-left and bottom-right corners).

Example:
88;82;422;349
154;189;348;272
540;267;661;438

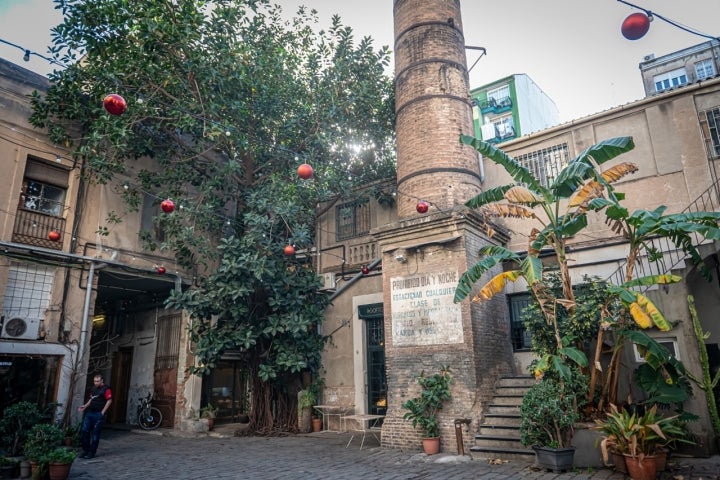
80;452;90;459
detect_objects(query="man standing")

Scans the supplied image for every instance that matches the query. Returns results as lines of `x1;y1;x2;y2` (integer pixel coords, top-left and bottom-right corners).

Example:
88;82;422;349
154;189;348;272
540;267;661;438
78;373;112;459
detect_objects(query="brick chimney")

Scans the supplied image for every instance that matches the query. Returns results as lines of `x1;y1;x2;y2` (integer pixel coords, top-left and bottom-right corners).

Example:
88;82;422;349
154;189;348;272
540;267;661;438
394;0;481;218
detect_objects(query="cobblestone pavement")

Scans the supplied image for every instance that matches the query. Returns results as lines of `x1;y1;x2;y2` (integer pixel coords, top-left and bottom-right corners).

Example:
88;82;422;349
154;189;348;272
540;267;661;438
65;426;720;480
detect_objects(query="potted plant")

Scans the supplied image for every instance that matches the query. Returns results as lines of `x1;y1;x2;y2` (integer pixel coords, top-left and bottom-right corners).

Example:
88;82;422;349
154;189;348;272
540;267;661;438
593;403;692;480
0;401;43;457
199;404;218;431
297;389;315;434
402;366;452;455
43;447;76;480
520;371;586;473
23;423;64;480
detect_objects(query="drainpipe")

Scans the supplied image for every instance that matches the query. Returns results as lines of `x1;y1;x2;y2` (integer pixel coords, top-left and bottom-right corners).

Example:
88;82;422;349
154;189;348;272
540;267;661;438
328;258;381;302
78;261;100;372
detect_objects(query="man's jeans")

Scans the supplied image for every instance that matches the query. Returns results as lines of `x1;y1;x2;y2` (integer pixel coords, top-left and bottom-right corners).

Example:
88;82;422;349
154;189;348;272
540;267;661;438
80;411;104;455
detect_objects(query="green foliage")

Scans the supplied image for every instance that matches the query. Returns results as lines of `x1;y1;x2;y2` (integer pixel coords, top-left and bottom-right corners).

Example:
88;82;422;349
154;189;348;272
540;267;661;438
593;404;693;462
199;404;218;419
35;0;395;433
523;274;609;358
0;401;43;457
43;447;77;464
402;367;452;439
23;424;64;462
520;371;587;448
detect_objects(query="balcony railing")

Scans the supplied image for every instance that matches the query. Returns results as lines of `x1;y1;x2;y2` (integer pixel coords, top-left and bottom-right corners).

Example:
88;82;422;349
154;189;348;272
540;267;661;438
479;96;513;115
12;209;66;250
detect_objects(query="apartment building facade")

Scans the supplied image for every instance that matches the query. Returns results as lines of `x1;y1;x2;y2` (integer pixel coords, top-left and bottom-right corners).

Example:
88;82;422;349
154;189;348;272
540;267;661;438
0;59;208;430
470;74;559;145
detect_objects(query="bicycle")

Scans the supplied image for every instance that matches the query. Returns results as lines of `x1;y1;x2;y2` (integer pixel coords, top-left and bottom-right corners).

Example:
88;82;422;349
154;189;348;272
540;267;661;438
136;393;163;430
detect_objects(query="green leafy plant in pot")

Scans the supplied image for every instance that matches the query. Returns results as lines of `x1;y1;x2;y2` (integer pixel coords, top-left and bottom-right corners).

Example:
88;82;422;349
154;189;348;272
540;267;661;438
520;370;587;473
402;366;452;455
43;447;76;480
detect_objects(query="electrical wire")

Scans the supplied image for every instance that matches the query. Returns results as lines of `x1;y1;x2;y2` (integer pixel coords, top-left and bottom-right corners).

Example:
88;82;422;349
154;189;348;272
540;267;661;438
0;37;67;68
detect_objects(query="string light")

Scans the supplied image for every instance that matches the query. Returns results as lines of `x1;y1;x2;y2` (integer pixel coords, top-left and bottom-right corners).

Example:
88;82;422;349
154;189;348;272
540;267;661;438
0;37;67;68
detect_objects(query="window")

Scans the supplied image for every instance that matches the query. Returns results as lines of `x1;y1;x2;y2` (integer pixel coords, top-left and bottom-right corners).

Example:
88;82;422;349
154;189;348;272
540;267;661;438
653;68;688;92
19;158;69;217
335;200;370;241
487;115;515;141
508;294;532;350
699;106;720;159
515;143;570;187
140;193;166;242
20;180;65;217
633;338;679;363
487;85;510;104
695;59;716;80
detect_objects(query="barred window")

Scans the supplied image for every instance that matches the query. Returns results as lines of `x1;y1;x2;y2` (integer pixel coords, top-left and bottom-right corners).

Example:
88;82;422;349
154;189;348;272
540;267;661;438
514;143;569;187
335;200;370;241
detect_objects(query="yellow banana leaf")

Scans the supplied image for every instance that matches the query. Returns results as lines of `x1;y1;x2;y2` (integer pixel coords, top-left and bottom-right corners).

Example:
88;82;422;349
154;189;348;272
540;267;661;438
483;203;536;219
569;180;605;207
472;270;523;302
601;162;638;182
504;186;543;204
630;293;672;331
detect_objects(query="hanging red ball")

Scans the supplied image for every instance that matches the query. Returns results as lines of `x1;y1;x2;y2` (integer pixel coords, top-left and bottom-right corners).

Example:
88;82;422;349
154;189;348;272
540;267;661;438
103;94;127;115
48;230;61;242
416;201;429;214
621;13;651;40
297;163;314;180
361;265;370;275
284;245;296;256
157;266;166;275
160;199;175;213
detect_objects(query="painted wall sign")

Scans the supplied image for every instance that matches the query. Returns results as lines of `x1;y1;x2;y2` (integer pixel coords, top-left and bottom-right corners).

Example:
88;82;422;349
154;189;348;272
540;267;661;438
390;272;463;346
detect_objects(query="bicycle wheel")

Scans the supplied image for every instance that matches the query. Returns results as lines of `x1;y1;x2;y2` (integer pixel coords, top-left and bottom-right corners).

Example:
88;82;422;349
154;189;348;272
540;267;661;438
138;407;163;430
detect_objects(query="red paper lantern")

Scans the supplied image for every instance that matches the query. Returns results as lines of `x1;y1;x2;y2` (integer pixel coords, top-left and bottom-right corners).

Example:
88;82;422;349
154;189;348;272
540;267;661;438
361;265;370;275
621;12;651;40
416;201;429;214
103;94;127;115
160;199;175;213
284;245;295;256
297;163;314;180
157;266;166;275
48;230;61;242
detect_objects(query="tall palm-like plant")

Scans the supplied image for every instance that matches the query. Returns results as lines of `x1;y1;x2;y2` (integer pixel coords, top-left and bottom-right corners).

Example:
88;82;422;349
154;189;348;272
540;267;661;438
454;135;637;379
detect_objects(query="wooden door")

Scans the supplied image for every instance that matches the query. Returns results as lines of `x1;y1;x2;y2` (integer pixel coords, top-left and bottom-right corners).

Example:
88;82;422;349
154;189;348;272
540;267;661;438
109;347;133;424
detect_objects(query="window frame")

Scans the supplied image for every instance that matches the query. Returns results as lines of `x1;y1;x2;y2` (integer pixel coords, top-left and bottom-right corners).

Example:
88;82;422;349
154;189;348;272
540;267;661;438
653;67;688;93
695;59;716;80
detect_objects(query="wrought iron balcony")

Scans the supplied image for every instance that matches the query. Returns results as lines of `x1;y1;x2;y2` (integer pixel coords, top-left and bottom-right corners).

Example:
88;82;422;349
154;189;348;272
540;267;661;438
12;209;66;250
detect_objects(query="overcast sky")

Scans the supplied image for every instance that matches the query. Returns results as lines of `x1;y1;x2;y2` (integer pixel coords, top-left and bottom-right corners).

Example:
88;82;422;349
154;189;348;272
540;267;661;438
1;1;718;122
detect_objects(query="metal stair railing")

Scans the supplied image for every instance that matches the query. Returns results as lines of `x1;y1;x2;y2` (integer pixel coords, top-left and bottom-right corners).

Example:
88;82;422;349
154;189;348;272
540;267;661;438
606;178;720;287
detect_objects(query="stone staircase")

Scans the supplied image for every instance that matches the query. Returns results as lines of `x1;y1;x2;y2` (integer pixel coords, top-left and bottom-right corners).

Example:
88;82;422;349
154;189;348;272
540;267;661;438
469;375;535;462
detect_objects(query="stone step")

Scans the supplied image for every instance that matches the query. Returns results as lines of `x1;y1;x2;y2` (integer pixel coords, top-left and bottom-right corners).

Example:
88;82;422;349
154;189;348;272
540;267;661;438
485;404;521;415
493;385;532;396
481;413;521;427
495;376;535;388
473;434;525;450
469;445;536;463
477;424;521;437
489;394;525;406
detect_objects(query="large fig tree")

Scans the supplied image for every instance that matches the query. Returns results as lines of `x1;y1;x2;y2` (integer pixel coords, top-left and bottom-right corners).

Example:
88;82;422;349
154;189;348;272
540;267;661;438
30;0;395;432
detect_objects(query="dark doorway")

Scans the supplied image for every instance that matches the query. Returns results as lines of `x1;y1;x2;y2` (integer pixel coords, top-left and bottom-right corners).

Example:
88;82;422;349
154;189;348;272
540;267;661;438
203;358;250;424
359;303;386;416
109;347;133;424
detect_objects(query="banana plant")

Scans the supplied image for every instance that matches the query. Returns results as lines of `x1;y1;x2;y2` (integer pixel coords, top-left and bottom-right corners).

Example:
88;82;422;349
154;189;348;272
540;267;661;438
584;201;720;408
454;135;637;379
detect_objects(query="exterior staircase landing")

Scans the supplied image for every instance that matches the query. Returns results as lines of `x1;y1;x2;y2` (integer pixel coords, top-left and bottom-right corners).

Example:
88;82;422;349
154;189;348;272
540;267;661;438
470;375;535;462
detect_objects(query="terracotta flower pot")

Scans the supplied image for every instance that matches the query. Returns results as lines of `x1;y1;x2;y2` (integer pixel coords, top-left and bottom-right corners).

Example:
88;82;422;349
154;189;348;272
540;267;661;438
312;418;322;432
623;454;657;480
422;437;440;455
48;462;72;480
612;451;627;474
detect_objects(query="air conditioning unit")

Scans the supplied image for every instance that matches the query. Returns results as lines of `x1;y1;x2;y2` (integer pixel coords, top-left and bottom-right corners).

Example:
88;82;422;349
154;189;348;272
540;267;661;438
318;273;336;291
1;317;42;340
643;54;655;62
